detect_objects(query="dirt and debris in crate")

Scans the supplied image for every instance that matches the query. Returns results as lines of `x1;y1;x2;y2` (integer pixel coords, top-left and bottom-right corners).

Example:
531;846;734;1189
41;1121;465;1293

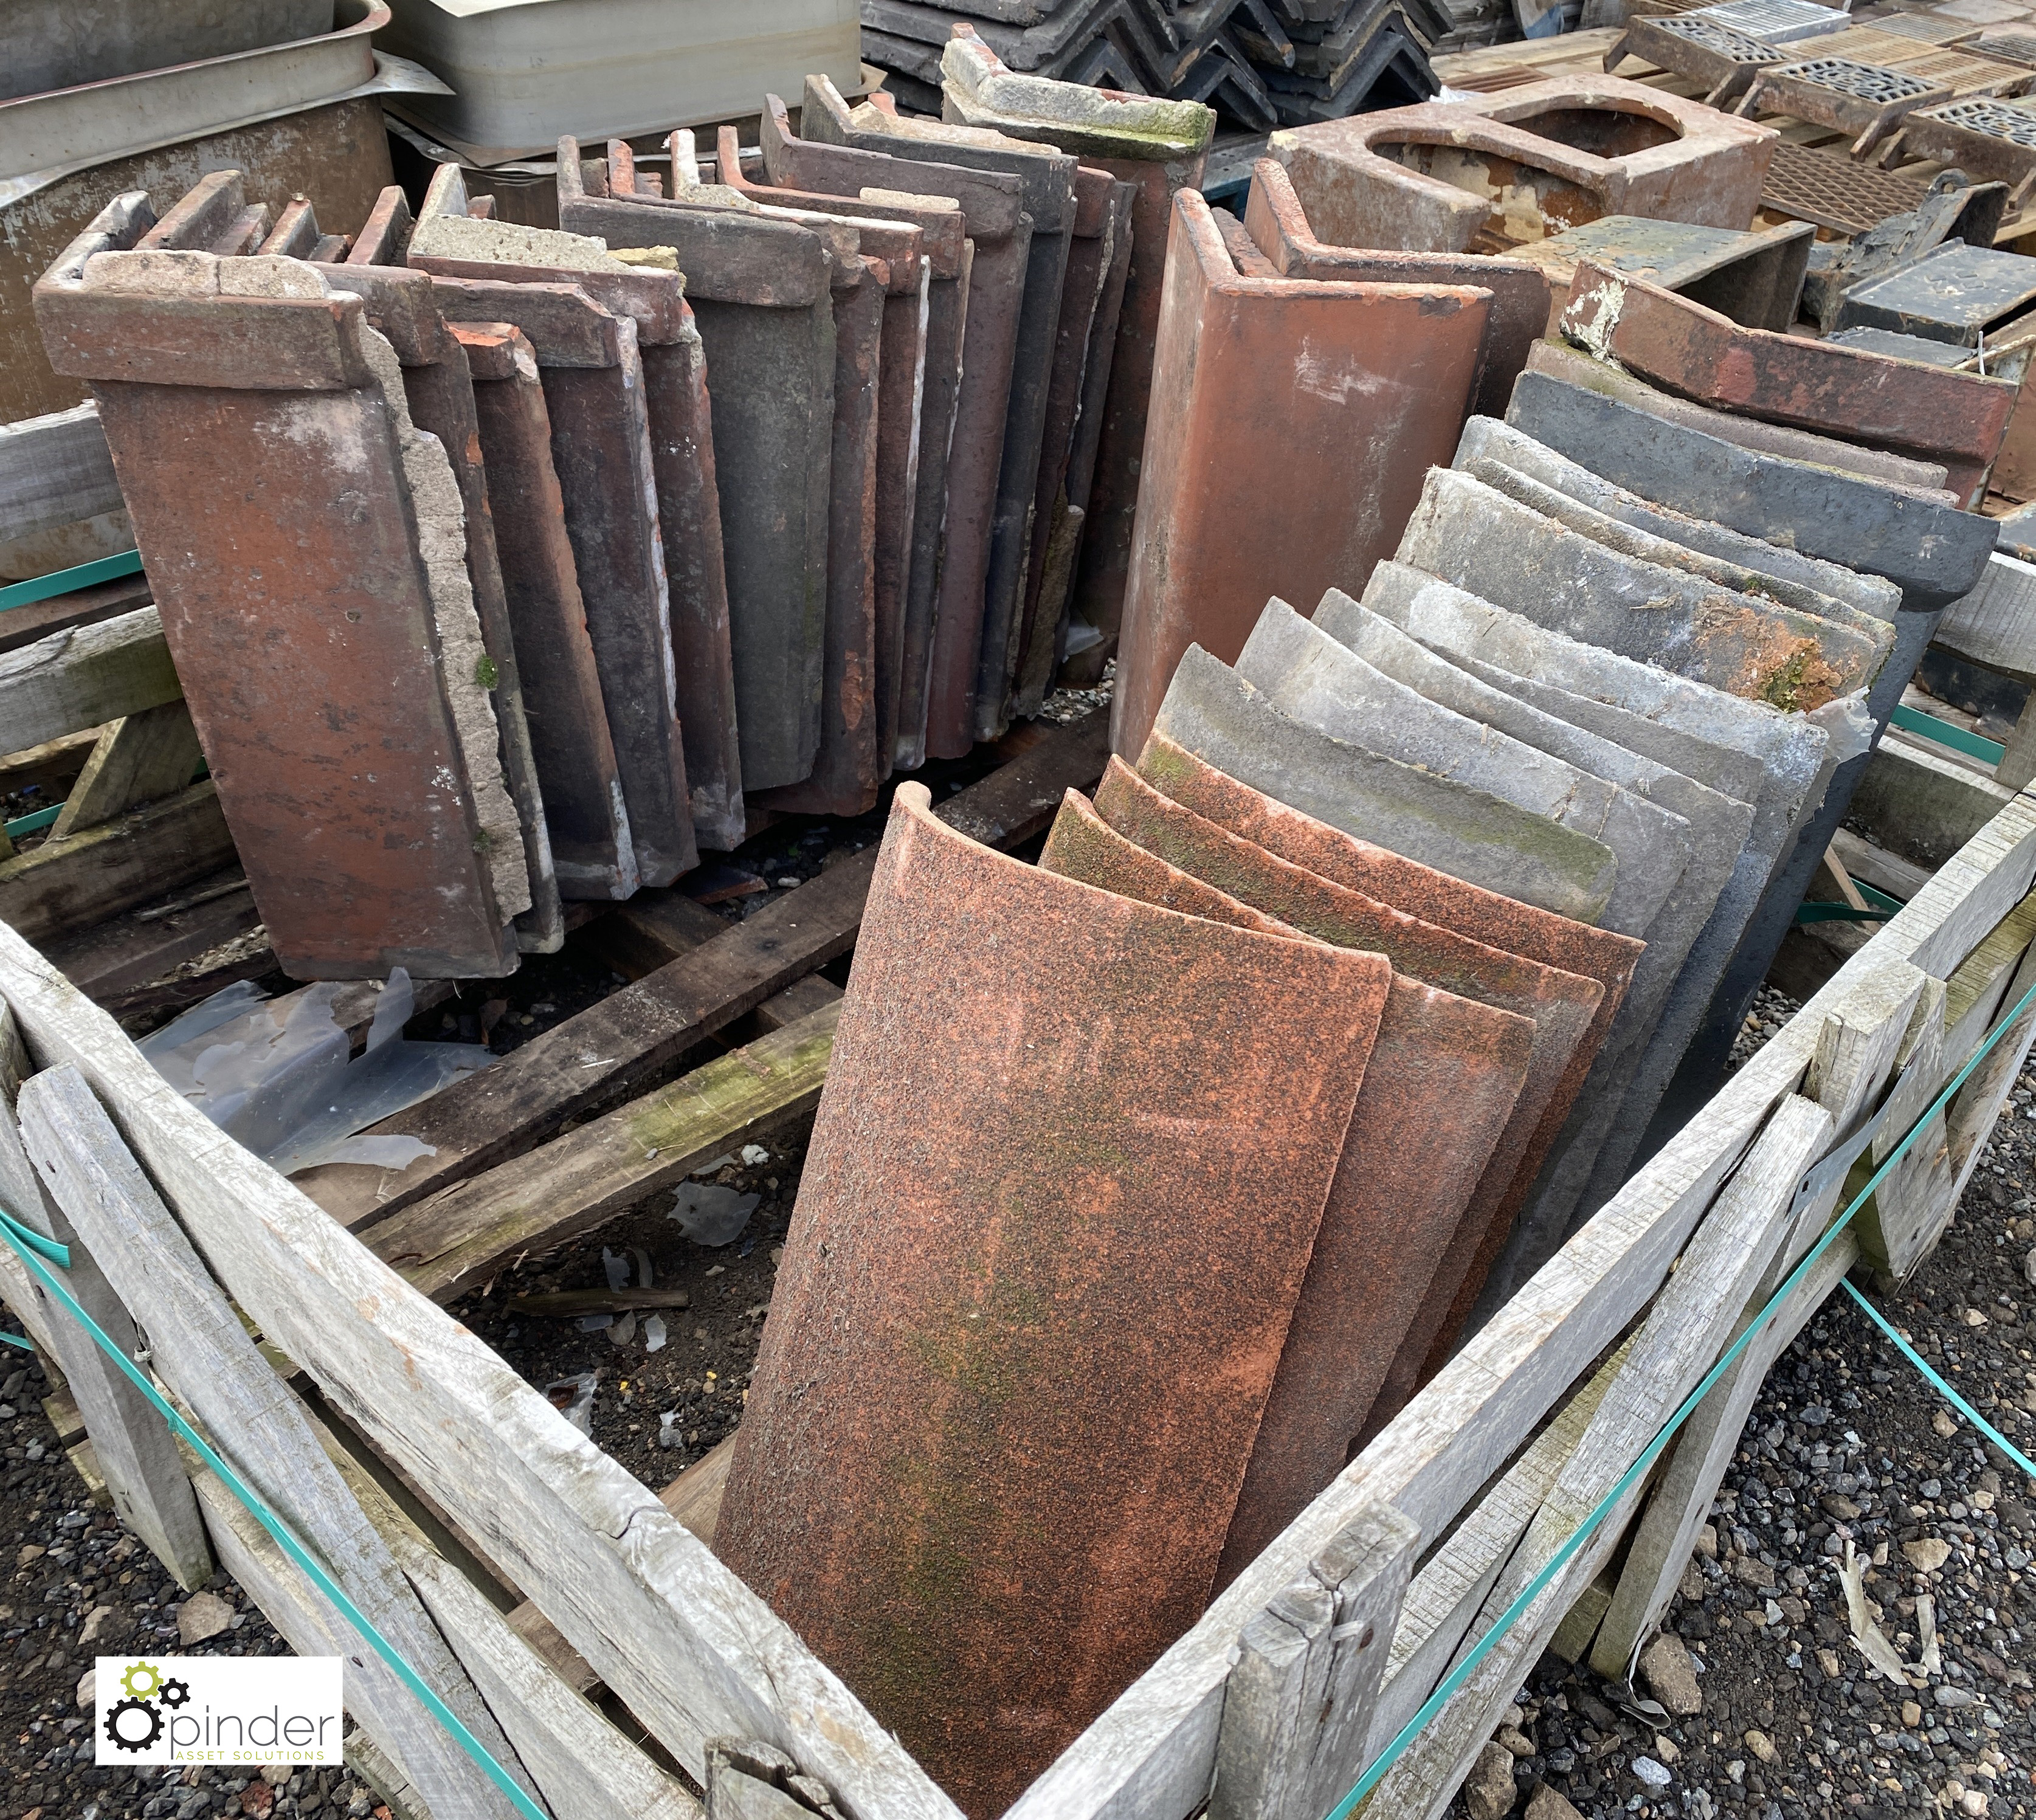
447;1134;806;1491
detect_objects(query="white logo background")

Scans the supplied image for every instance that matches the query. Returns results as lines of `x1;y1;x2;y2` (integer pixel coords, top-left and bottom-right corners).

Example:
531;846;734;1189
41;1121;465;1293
95;1656;343;1765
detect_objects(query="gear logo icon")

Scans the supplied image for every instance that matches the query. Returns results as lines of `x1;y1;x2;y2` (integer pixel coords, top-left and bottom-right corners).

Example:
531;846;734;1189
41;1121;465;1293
119;1661;163;1699
158;1677;190;1710
103;1695;162;1754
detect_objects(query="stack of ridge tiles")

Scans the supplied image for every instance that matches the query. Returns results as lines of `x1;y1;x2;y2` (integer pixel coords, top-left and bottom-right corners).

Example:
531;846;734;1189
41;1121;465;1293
1114;156;2012;1318
715;770;1621;1818
712;181;2006;1810
860;0;1449;131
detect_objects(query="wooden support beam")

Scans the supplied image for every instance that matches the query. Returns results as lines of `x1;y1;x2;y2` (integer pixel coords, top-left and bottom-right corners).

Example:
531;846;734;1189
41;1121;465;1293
16;1063;537;1820
300;708;1110;1231
1829;828;1933;905
47;700;201;838
0;780;236;945
0;571;153;658
1999;690;2036;793
0;726;103;798
0;607;178;754
0;403;123;543
0;1012;211;1587
372;1004;835;1294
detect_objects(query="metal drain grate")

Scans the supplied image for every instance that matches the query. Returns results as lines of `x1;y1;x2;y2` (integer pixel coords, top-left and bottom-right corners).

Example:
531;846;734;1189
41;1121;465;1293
1977;30;2036;64
1925;92;2036;144
1690;0;1850;43
1871;12;1985;43
1767;55;1945;99
1650;15;1789;59
1761;138;1931;235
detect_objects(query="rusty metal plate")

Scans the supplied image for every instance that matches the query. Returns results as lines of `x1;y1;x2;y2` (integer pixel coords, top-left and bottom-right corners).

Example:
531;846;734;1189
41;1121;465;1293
1835;238;2036;348
1508;214;1812;333
36;196;520;979
1760;137;1933;236
1897;96;2036;209
1129;730;1641;1413
1604;16;1785;108
1558;257;2019;505
1738;58;1950;163
1526;335;1953;493
717;782;1394;1819
939;27;1219;684
1111;187;1490;765
1241;157;1549;421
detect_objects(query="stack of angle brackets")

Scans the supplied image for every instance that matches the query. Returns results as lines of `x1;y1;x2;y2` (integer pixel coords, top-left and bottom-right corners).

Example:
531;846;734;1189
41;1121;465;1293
560;49;1221;762
859;0;1451;131
21;43;1237;977
1109;159;2010;1343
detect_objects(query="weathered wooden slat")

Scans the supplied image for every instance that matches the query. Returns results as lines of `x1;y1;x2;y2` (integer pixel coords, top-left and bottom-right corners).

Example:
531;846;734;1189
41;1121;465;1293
1371;1092;1837;1817
1003;787;2036;1820
1210;1506;1418;1820
0;607;178;753
17;1062;536;1818
0;402;123;542
0;571;153;658
503;1435;737;1701
1935;551;2036;686
299;710;1109;1231
46;699;200;838
373;1004;836;1295
0;1010;210;1585
0;920;966;1820
1590;1230;1858;1683
0;781;235;956
1365;1340;1628;1764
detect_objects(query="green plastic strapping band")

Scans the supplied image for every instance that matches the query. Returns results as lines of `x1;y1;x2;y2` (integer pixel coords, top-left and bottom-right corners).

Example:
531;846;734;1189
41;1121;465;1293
1890;703;2007;768
1841;1278;2036;1485
0;1330;34;1351
0;549;143;613
4;805;63;841
1326;970;2036;1818
0;1203;547;1818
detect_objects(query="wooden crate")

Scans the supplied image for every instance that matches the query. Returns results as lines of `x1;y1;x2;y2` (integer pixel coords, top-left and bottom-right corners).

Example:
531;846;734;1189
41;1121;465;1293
5;684;2036;1818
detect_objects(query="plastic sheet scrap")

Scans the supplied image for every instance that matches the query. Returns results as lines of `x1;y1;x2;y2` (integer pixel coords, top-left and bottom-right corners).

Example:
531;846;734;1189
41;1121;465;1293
138;970;494;1175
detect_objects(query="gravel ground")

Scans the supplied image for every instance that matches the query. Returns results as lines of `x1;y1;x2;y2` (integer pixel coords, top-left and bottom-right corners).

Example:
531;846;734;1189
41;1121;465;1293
0;1351;385;1819
1455;1049;2036;1820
